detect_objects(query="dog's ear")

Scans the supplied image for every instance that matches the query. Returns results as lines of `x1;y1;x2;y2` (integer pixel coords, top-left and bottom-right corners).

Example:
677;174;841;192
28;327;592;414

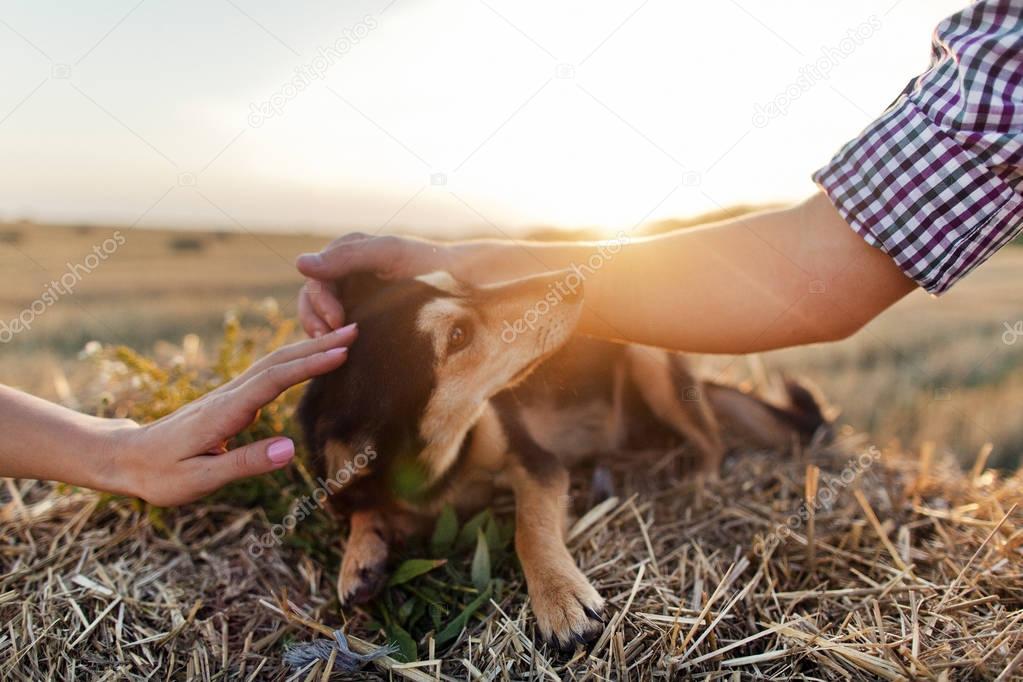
336;272;391;314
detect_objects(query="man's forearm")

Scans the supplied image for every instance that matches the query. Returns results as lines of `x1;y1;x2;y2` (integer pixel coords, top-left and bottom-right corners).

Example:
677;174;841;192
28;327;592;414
449;193;916;353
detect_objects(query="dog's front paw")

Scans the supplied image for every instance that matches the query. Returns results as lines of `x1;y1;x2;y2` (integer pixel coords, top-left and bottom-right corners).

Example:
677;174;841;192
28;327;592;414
530;570;605;651
338;530;389;607
339;560;387;606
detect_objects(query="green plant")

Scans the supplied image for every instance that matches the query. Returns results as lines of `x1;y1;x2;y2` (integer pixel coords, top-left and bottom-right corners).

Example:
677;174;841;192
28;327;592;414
367;505;515;662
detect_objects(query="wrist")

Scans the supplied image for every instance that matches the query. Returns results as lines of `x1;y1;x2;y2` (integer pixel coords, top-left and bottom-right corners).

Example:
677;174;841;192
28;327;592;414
82;418;144;497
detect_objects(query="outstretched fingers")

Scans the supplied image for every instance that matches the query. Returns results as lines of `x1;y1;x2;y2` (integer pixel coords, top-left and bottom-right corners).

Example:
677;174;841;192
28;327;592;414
218;324;357;392
187;437;297;499
230;346;350;418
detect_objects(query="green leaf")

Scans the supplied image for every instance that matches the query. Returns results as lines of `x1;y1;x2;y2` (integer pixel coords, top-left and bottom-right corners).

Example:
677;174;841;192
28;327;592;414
397;596;418;625
436;585;493;646
406;585;446;609
430;505;458;556
386;621;417;662
484;516;501;552
381;590;396;618
456;510;491;551
429;602;444;630
407;598;427;630
471;528;491;592
441;557;470;584
391;457;429;500
387;558;447;587
499;518;515;549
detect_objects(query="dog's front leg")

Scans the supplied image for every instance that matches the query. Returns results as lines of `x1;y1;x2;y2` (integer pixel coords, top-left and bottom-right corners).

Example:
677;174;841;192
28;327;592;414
509;463;605;650
338;508;390;606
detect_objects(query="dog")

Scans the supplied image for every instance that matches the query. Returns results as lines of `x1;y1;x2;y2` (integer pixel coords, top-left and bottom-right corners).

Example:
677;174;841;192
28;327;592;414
298;270;829;649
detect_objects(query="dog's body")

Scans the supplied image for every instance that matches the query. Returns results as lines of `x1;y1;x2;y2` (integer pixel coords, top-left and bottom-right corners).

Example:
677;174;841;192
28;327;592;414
299;271;828;648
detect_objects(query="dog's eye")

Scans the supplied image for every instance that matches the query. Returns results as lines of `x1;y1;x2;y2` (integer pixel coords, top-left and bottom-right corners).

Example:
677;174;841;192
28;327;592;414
448;324;471;352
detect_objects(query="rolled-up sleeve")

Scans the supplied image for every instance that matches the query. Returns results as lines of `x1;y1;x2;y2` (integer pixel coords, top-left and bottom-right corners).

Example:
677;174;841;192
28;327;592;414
813;0;1023;295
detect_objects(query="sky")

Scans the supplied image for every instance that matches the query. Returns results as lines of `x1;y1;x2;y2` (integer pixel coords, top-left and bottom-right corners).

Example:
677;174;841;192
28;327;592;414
0;0;966;237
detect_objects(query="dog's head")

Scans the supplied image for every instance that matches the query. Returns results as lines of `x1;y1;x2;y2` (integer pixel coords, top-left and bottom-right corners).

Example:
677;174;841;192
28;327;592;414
298;269;583;514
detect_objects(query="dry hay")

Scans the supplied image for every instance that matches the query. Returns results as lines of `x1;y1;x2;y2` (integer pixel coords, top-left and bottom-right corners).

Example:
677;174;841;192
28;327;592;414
2;428;1022;681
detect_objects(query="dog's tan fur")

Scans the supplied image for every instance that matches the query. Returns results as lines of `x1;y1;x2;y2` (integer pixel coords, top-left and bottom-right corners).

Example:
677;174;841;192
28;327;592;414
507;463;604;645
625;347;724;477
337;509;390;605
324;441;372;485
413;274;577;482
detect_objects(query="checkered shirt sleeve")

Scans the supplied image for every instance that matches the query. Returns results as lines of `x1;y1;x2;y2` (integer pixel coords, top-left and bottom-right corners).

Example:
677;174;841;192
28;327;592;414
813;0;1023;294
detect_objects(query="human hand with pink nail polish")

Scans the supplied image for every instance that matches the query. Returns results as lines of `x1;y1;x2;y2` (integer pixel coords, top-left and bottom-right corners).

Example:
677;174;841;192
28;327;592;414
0;324;357;506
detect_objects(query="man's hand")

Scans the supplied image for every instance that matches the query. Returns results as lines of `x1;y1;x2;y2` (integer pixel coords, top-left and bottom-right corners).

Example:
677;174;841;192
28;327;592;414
296;233;452;337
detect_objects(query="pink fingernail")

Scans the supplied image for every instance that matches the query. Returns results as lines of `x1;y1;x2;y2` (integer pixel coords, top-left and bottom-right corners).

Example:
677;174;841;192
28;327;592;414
267;438;295;465
324;347;348;358
334;323;357;335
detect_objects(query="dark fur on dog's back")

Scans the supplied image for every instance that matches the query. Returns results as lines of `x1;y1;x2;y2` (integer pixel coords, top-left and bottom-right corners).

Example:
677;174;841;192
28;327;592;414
497;336;827;464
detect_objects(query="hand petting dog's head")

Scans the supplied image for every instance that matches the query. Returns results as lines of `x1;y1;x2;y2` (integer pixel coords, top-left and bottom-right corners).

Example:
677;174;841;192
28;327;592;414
298;269;583;514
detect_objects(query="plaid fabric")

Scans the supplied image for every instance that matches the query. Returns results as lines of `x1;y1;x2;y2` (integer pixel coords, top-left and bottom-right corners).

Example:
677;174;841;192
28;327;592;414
813;0;1023;294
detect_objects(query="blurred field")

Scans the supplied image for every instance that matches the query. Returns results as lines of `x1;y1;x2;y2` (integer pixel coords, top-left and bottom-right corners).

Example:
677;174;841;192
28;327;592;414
1;219;1021;467
0;221;322;399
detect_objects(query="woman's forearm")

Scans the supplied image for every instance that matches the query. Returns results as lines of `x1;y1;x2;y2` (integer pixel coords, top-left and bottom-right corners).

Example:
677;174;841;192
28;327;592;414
0;385;132;492
449;192;916;353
